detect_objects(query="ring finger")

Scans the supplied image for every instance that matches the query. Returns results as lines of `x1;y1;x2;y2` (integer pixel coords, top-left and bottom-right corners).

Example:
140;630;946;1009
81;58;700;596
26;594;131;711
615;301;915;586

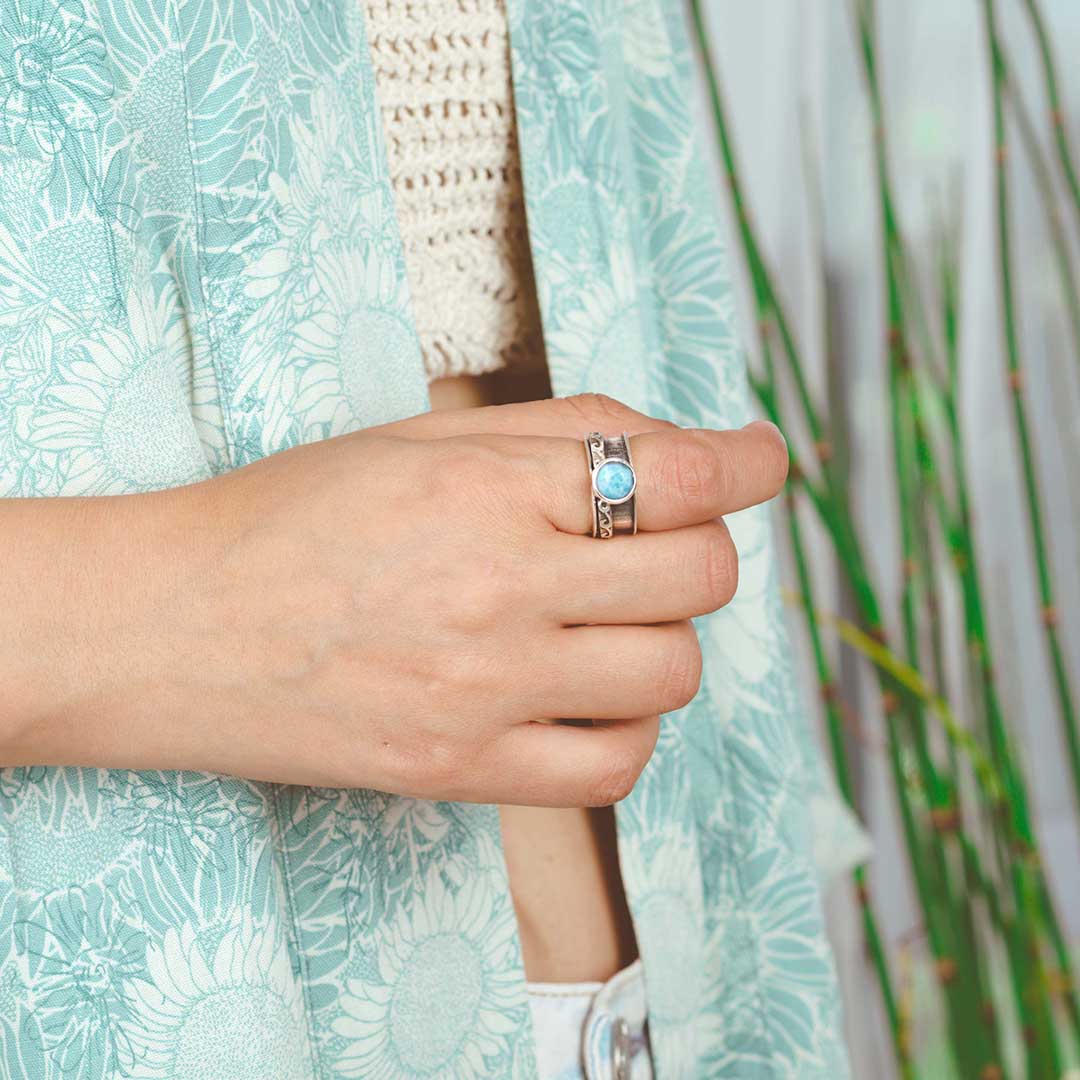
530;620;703;721
539;519;738;626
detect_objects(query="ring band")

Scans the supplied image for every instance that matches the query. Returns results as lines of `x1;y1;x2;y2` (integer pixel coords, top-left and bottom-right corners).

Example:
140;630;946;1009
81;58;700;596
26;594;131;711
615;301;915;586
584;431;637;538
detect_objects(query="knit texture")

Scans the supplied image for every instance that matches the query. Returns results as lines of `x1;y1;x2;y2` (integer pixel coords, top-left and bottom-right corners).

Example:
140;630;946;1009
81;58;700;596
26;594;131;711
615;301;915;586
366;0;547;381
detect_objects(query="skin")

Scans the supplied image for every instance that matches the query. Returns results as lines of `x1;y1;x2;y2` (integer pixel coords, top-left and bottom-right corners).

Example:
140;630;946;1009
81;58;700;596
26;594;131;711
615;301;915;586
429;373;641;982
1;387;787;979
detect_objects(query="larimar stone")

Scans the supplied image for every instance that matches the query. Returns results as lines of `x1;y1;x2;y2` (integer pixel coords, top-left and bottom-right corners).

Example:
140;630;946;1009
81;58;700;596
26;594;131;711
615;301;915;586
595;460;635;501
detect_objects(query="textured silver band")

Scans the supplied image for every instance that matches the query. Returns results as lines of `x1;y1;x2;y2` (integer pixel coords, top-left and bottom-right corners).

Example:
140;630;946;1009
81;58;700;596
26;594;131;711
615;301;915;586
584;431;638;538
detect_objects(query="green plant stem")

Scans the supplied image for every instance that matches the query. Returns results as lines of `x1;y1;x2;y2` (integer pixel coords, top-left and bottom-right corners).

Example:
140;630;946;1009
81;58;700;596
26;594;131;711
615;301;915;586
982;0;1080;850
704;4;988;1072
825;600;1079;1065
982;3;1071;1073
693;1;1079;1072
688;6;915;1073
852;4;1002;1073
785;29;1076;1049
878;156;1076;1080
759;230;914;1076
785;480;913;1079
1007;70;1080;382
1018;0;1080;238
855;0;1072;1070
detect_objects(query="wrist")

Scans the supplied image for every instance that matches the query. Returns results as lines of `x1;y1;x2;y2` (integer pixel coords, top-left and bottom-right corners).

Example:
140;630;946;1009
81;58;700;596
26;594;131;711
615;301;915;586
1;480;221;769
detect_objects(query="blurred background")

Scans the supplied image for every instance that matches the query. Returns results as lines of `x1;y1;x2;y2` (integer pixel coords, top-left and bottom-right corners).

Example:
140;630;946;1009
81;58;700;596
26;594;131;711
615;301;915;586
690;2;1080;1077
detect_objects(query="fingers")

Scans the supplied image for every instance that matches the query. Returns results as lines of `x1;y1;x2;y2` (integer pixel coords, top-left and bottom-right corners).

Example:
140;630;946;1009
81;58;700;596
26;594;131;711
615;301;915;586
634;423;789;529
541;519;738;626
386;390;786;537
529;620;702;721
538;421;788;535
389;392;677;441
475;715;662;807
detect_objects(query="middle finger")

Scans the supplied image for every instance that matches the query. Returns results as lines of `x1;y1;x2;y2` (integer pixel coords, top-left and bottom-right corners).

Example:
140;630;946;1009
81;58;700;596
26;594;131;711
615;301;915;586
538;519;739;626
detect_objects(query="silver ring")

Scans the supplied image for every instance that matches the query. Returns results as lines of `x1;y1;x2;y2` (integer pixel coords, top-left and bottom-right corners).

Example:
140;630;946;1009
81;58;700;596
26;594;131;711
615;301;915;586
584;431;637;538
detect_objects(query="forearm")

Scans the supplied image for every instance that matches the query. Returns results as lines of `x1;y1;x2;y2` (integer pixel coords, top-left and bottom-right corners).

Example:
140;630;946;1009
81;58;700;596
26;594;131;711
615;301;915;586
1;485;216;767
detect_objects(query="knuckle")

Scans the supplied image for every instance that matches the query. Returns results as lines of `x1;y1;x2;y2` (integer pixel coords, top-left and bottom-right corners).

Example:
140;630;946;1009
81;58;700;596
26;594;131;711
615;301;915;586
563;392;635;426
656;627;703;713
438;440;502;488
368;725;464;797
425;445;491;502
414;732;467;794
584;748;641;806
431;438;534;530
440;556;519;633
422;647;492;704
447;583;503;635
660;435;726;506
699;523;739;610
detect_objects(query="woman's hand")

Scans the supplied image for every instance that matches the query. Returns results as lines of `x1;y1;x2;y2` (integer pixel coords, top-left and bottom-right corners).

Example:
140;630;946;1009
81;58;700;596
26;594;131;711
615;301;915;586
3;394;787;806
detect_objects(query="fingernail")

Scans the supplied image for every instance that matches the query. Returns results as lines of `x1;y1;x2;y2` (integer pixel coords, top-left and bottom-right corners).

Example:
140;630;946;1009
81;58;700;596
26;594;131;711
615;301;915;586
744;419;785;442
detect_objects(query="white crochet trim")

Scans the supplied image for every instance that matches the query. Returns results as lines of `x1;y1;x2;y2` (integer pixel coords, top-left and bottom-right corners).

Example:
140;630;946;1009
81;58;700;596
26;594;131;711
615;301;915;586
366;0;546;382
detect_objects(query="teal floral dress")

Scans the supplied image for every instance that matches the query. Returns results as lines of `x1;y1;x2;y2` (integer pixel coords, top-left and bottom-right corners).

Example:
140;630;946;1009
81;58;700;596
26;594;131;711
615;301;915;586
0;1;851;1076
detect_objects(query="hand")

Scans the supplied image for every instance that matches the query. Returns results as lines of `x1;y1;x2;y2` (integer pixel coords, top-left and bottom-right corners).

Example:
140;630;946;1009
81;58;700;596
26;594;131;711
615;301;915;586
7;394;787;807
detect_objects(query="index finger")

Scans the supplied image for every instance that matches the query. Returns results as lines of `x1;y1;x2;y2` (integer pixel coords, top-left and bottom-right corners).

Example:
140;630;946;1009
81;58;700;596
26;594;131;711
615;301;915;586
540;421;789;534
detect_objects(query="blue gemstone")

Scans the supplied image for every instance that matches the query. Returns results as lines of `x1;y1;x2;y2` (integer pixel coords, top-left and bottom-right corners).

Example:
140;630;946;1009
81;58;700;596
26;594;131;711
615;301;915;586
595;460;635;501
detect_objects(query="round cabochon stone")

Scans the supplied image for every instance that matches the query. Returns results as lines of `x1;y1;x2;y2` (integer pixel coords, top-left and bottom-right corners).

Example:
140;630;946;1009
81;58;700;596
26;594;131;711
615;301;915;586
595;460;635;501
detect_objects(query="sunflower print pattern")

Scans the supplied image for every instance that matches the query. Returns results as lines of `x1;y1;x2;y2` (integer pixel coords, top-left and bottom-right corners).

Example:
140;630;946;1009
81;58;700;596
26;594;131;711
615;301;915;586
0;0;848;1077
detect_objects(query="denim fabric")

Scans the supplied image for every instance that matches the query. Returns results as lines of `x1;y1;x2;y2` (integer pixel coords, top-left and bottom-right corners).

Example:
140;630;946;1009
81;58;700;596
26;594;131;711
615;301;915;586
528;960;652;1080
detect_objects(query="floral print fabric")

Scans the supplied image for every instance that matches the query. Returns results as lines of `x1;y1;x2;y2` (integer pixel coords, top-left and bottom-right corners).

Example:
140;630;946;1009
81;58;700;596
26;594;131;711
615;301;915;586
0;1;849;1077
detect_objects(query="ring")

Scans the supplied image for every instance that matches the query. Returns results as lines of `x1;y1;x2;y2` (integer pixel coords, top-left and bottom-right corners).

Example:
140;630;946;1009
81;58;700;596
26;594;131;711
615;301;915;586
584;432;637;538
